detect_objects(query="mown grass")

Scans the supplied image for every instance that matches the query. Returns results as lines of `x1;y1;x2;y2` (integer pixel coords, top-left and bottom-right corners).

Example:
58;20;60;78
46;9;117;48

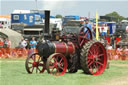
0;59;128;85
110;60;128;64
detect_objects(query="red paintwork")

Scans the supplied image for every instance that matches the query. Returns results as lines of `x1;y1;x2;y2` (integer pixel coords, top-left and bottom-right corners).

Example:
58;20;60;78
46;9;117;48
48;53;67;76
87;42;107;75
54;42;75;55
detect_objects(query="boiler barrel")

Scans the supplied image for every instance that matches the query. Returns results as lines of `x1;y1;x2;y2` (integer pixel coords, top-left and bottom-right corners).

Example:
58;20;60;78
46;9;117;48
37;42;75;57
53;42;75;54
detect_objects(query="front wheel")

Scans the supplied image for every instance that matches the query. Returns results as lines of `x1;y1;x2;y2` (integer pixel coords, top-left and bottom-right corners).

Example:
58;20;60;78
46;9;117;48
46;53;67;76
25;53;45;74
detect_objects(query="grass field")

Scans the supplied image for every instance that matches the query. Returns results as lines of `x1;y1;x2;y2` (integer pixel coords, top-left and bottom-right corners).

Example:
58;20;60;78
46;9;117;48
0;59;128;85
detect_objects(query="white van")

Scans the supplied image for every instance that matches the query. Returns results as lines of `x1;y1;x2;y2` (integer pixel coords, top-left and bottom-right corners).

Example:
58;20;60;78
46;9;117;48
0;18;11;29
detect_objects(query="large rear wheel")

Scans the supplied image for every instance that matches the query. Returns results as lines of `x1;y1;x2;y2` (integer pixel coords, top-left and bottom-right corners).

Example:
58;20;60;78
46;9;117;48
80;41;107;75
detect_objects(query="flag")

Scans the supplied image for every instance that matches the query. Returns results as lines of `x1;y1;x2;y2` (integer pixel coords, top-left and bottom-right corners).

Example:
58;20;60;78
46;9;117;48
96;11;99;40
116;37;121;44
106;37;110;43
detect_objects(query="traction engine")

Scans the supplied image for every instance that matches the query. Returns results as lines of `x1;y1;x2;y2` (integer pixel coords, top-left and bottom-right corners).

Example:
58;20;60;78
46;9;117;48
25;26;107;76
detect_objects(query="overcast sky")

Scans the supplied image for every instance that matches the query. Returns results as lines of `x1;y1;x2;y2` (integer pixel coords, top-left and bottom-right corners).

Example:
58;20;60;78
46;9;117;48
1;0;128;18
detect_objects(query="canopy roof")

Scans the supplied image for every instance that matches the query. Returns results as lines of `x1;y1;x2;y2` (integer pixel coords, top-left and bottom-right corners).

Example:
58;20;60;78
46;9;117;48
0;29;22;48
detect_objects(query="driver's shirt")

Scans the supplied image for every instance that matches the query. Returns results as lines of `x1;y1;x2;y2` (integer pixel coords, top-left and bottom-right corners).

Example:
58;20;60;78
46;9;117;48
83;23;92;33
82;23;92;39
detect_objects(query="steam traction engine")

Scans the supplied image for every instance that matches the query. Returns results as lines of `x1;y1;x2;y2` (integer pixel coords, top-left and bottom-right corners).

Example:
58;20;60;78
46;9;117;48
25;26;107;76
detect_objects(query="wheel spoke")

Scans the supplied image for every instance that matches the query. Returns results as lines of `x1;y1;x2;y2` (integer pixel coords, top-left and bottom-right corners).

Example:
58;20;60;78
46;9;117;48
89;65;93;72
84;31;89;39
90;47;95;55
96;46;100;55
95;63;99;72
31;55;35;62
37;56;41;62
96;61;104;66
50;67;55;73
56;56;59;61
29;66;33;69
59;58;63;64
31;67;34;73
97;54;104;57
92;65;94;73
87;59;91;64
80;38;85;46
36;67;38;73
60;62;64;66
54;58;57;63
89;51;93;56
39;60;42;62
49;64;56;69
93;47;98;55
28;62;33;64
88;57;93;60
49;61;54;64
56;67;60;74
37;67;41;72
38;64;44;66
88;60;94;67
93;64;97;72
97;57;101;61
59;66;64;71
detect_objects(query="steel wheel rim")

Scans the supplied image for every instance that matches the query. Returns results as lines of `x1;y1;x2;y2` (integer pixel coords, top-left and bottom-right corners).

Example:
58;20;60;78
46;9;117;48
87;42;107;75
26;53;45;74
47;53;67;76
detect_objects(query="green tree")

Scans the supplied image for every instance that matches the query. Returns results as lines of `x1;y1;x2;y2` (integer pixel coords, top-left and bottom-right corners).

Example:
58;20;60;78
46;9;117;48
105;11;125;22
55;14;63;18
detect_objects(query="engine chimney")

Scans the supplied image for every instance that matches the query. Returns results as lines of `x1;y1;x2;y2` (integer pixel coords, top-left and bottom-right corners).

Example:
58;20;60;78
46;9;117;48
44;10;50;35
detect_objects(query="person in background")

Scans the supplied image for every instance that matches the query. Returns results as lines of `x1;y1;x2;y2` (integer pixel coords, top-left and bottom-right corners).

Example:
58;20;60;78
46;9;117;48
2;38;11;57
41;37;46;43
117;45;123;51
3;38;11;48
19;37;27;48
30;37;37;49
7;39;11;48
106;43;113;50
25;39;30;49
0;38;4;48
124;46;128;51
111;36;115;49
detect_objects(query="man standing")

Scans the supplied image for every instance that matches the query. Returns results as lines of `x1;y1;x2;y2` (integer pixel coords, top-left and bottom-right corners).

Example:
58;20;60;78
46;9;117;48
0;38;4;48
30;37;37;49
111;36;115;49
3;38;11;48
82;19;92;39
83;19;92;32
19;38;27;48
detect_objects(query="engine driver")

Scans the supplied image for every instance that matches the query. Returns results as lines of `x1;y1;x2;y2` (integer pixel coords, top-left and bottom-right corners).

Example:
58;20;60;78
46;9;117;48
82;19;92;39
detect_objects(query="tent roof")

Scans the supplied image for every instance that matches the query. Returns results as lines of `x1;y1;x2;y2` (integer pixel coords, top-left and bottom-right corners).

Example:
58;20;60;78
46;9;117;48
0;29;22;48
